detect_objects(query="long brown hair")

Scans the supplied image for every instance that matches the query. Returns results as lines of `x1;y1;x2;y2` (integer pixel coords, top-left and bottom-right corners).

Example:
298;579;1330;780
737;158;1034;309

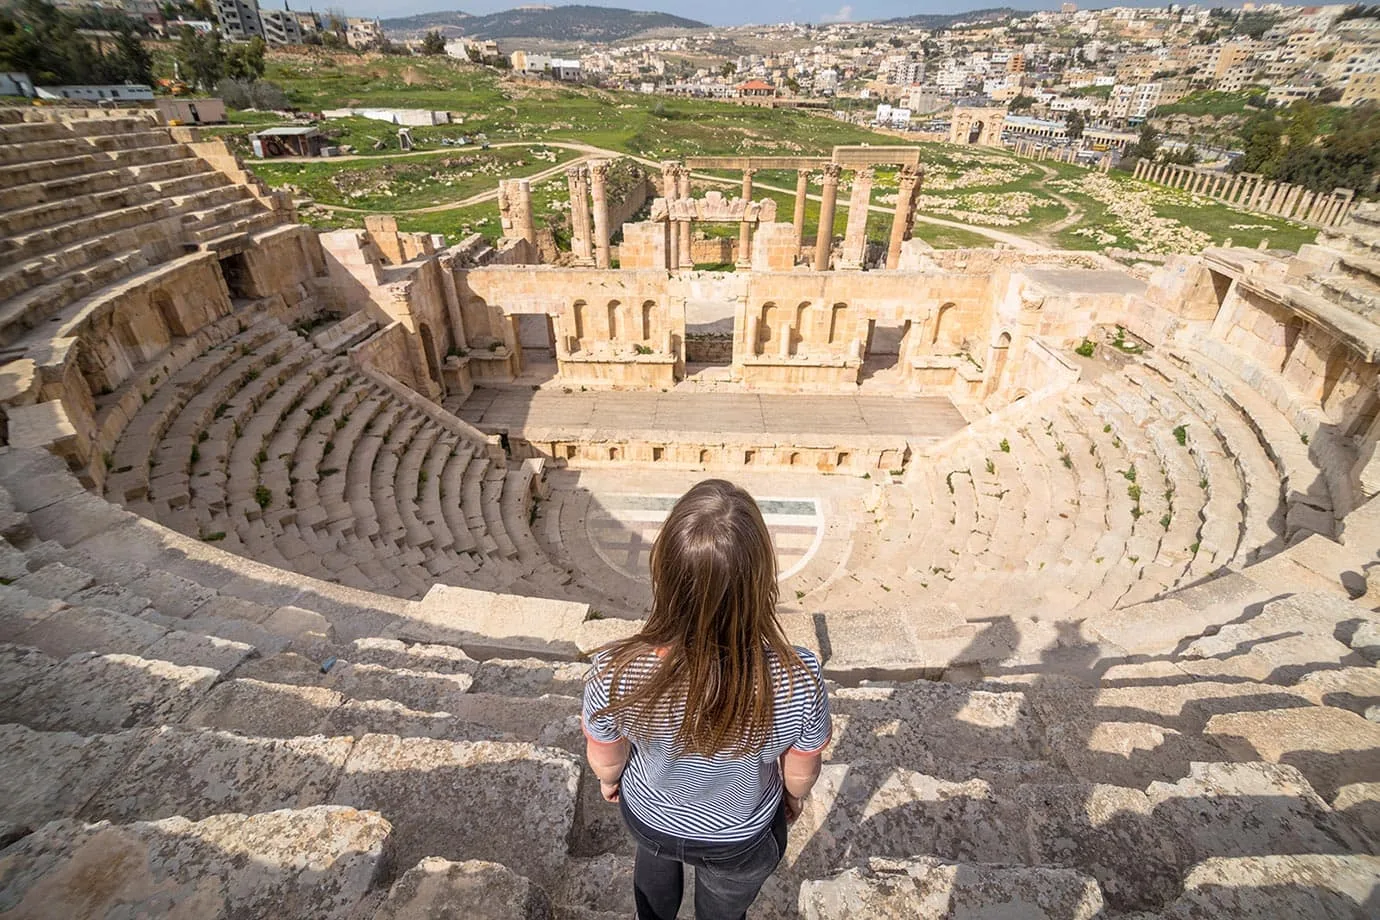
592;479;807;757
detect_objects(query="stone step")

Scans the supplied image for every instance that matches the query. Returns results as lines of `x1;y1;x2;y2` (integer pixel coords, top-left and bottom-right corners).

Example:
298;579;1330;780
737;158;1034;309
0;141;188;188
797;857;1105;920
0;805;391;919
0;644;219;734
231;651;474;714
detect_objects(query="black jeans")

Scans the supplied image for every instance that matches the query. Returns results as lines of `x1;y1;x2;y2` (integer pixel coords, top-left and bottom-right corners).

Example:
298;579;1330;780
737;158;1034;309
620;798;788;920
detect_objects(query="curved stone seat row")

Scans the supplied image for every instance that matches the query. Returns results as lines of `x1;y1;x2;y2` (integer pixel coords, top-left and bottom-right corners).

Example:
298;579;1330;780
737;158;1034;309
0;113;286;345
102;309;590;605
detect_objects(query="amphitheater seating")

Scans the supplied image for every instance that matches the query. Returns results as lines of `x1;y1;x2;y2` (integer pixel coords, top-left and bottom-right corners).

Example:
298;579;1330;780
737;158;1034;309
0;109;287;347
0;446;1377;917
97;304;639;615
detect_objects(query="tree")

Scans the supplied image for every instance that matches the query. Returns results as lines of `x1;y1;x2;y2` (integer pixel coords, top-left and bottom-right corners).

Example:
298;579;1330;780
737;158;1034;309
1008;93;1036;113
113;24;153;85
421;30;445;55
225;35;265;82
1126;123;1160;161
1065;109;1085;140
1232;115;1284;175
176;25;224;92
720;61;736;78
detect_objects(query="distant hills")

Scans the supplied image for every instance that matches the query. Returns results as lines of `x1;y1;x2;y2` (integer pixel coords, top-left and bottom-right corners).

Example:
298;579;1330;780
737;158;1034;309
381;5;708;41
883;7;1032;28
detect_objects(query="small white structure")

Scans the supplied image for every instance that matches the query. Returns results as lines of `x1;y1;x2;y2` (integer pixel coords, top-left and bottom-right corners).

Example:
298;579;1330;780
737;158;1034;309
0;72;35;97
36;84;154;102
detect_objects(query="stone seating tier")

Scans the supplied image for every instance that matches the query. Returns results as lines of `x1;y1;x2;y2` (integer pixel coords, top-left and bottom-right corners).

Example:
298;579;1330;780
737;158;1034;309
0;114;288;345
101;308;609;612
0;449;1376;916
792;352;1305;622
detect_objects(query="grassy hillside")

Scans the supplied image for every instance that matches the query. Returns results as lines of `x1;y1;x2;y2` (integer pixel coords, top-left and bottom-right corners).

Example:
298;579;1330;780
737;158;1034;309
259;52;894;158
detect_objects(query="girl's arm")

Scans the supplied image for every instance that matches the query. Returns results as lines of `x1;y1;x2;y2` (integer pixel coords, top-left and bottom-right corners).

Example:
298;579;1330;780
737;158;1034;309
781;748;823;822
586;737;630;801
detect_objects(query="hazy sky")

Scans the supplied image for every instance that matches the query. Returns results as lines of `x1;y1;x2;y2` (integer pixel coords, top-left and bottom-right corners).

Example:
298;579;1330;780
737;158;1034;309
318;1;1094;27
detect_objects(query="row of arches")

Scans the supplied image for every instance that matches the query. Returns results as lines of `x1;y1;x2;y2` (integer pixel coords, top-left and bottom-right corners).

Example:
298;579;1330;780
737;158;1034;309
572;299;658;343
753;300;965;357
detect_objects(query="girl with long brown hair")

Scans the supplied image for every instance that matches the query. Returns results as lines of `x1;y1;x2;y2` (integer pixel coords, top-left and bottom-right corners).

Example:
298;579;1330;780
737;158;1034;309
583;479;831;920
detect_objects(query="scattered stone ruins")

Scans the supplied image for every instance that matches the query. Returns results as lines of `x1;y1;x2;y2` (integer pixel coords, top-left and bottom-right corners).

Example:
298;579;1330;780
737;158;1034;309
0;106;1378;918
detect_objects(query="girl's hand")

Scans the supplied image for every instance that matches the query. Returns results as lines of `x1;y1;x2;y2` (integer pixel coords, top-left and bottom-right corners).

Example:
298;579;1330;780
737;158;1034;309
784;793;803;824
600;780;621;802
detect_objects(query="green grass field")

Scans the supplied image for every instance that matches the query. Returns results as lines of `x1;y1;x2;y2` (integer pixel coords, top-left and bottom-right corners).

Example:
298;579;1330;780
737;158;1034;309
232;50;1322;256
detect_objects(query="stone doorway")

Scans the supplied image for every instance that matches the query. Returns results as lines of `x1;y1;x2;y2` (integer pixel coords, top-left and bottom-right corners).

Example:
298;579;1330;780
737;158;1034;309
684;297;735;383
860;319;911;388
516;313;558;384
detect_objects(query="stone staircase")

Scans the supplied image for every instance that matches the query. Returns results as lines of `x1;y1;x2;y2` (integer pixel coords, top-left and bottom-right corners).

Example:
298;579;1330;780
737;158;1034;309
0;108;288;347
0;444;1377;917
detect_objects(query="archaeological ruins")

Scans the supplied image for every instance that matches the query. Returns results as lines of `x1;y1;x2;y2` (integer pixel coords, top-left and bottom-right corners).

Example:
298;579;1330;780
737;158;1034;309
0;105;1377;917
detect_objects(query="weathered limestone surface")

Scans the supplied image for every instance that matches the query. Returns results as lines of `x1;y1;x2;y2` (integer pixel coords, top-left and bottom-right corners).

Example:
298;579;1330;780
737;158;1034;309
0;806;391;919
374;858;552;920
798;857;1105;920
328;734;580;888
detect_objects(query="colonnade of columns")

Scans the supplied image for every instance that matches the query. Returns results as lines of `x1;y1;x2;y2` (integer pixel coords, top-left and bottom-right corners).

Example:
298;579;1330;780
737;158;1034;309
566;160;613;268
1132;159;1357;228
1008;139;1113;172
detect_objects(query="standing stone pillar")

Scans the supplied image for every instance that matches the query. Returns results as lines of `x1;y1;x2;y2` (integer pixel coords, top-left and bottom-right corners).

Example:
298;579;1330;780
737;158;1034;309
1323;192;1346;226
567;166;594;265
513;179;537;245
1226;175;1242;203
1134;159;1146;180
792;170;809;260
737;168;755;269
589;159;612;270
661;162;680;270
675;166;693;268
1296;190;1316;222
887;164;922;269
814;164;842;271
1281;185;1303;219
839;167;873;270
1307;191;1329;223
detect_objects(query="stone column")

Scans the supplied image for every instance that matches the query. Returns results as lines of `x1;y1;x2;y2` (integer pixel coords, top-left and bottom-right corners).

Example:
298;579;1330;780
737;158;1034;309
513;179;536;245
887;164;922;269
1307;191;1330;223
661;162;680;270
737;168;755;269
676;166;693;268
1323;192;1346;226
1226;175;1242;203
1280;184;1303;219
567;166;594;265
839;167;873;270
814;164;841;271
1297;190;1316;222
589;159;612;270
1268;182;1290;215
792;170;809;260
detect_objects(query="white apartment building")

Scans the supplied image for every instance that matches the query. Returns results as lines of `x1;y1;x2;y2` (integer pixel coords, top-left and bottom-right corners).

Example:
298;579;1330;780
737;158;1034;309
346;17;383;50
1108;81;1161;120
214;0;264;41
258;8;302;45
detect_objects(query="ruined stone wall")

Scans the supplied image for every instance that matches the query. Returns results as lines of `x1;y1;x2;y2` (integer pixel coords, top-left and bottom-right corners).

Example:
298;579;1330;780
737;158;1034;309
351;322;430;396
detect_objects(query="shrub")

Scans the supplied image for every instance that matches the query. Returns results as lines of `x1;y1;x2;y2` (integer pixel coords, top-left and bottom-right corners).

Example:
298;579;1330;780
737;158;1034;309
999;438;1010;453
254;485;272;509
1075;339;1095;358
1173;425;1187;446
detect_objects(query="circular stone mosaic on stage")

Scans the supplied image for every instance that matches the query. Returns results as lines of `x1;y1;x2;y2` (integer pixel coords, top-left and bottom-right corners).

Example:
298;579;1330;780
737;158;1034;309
586;493;825;582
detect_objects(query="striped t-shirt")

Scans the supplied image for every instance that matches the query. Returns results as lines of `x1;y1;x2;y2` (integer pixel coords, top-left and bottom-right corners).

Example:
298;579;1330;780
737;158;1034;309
582;645;831;843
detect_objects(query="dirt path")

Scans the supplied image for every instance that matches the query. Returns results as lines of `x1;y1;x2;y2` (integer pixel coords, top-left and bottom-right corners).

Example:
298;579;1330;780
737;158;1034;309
1030;163;1085;245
